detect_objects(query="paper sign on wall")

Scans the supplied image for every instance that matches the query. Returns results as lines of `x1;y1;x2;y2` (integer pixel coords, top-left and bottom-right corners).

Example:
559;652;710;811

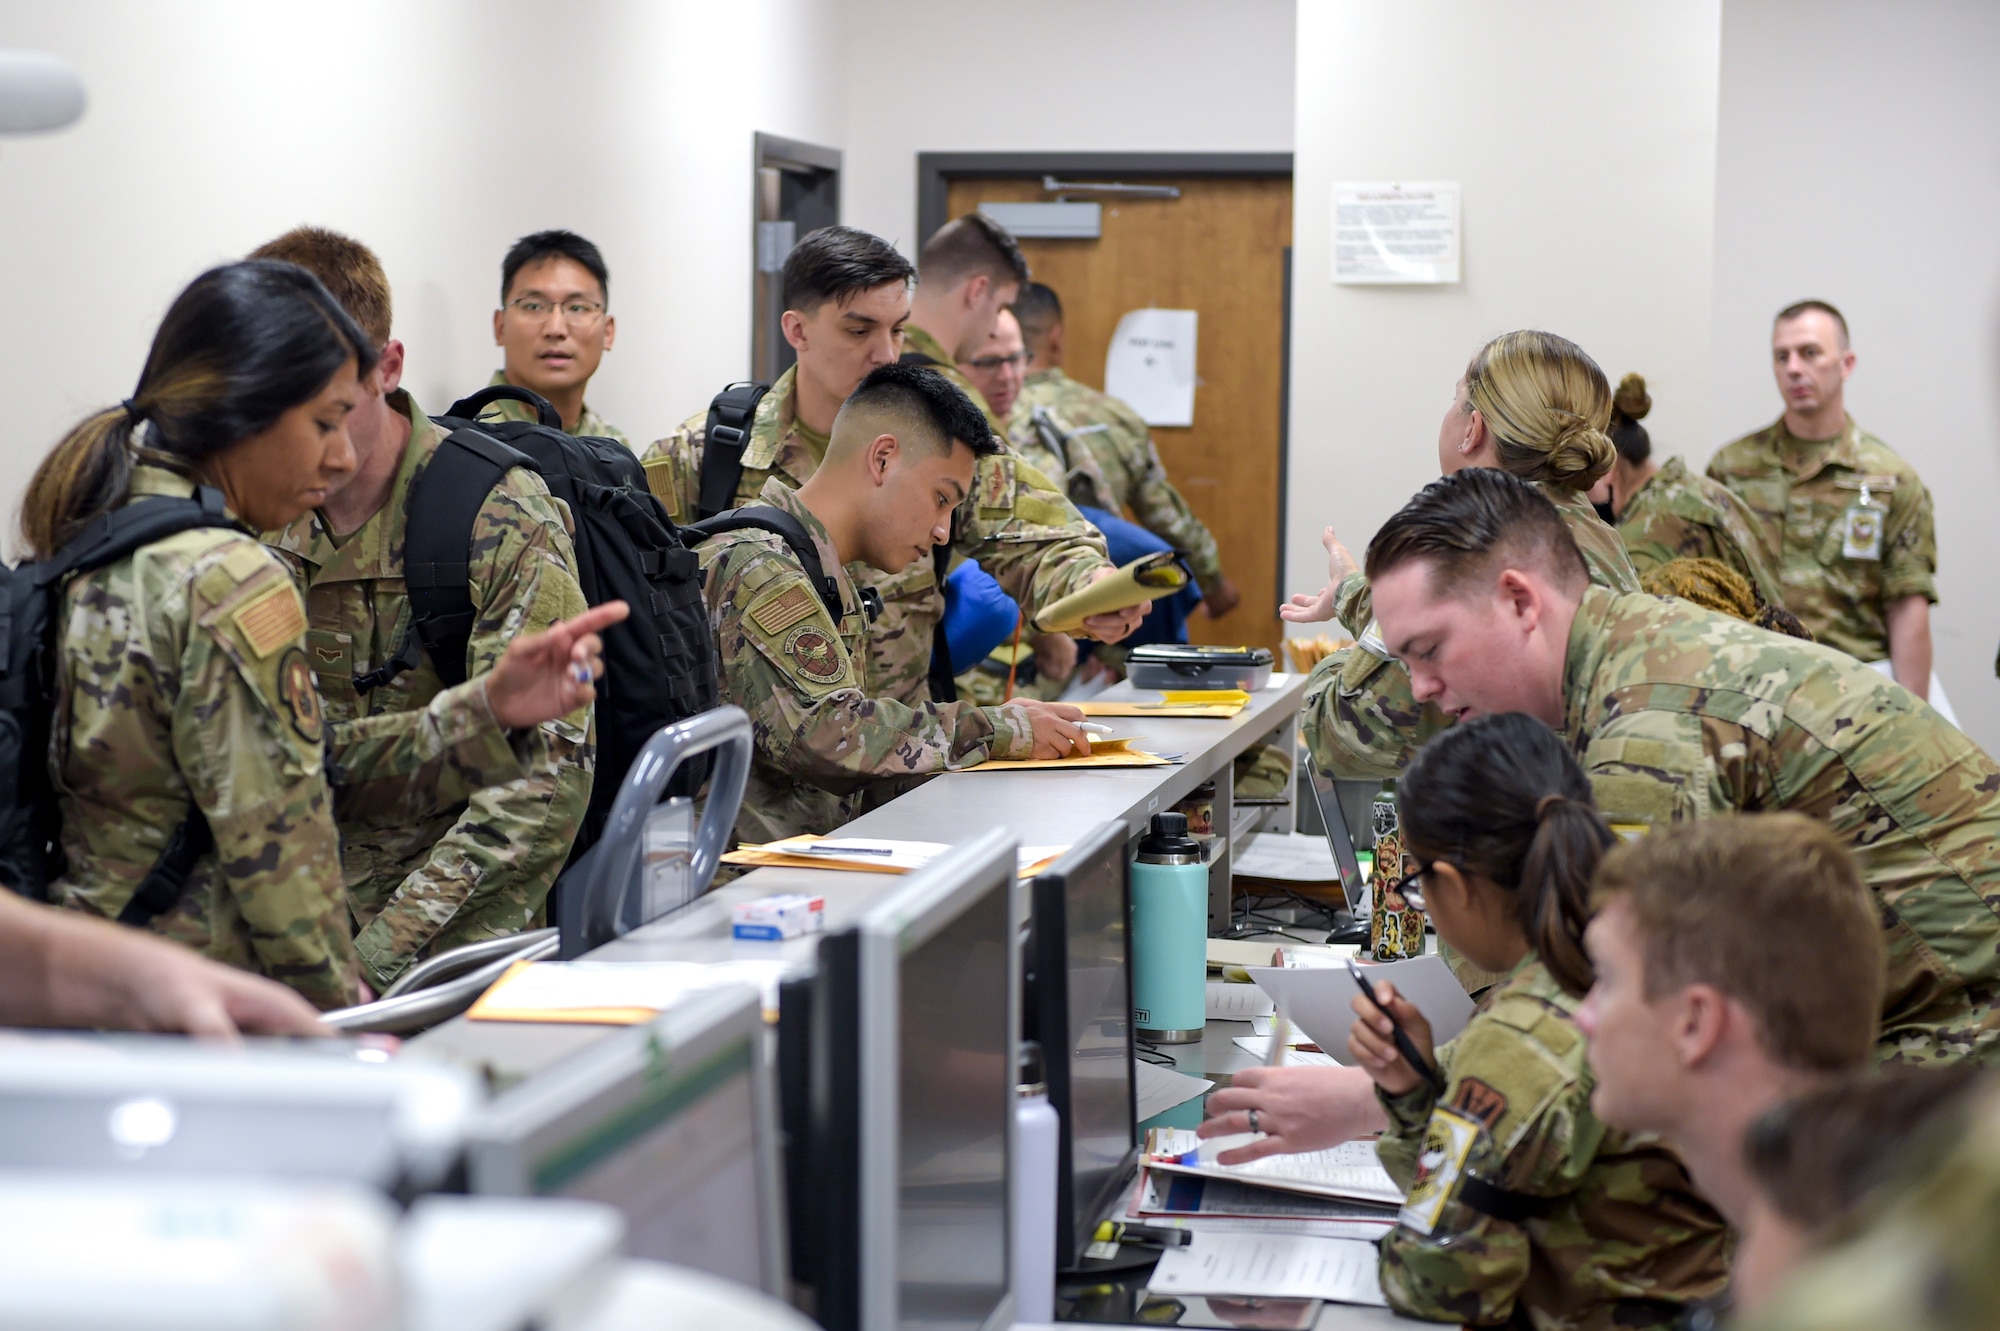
1103;308;1198;427
1334;181;1461;284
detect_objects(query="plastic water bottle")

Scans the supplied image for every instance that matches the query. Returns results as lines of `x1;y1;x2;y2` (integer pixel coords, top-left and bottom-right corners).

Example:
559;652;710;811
1130;812;1207;1042
1013;1041;1059;1323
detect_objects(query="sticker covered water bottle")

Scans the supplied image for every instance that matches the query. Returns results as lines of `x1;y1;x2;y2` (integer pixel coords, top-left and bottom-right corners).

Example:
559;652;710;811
1369;781;1426;961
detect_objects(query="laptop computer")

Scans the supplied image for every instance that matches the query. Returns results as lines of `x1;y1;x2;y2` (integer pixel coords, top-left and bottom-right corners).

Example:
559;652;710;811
1302;752;1372;943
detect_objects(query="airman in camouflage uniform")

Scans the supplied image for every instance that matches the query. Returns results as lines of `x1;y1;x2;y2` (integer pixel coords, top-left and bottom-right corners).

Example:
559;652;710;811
1706;416;1936;663
1021;366;1227;596
1615;454;1784;607
697;478;1037;842
266;391;593;990
1302;484;1640;782
1004;395;1115;515
1558;585;2000;1063
479;369;630;450
639;364;1113;708
1376;954;1730;1329
55;466;539;1010
1740;1076;2000;1331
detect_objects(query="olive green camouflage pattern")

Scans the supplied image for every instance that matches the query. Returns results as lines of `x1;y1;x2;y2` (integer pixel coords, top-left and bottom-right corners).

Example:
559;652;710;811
1740;1076;2000;1331
55;466;536;1010
695;479;1035;843
1616;455;1785;608
1022;367;1225;590
638;364;1112;709
1706;415;1936;662
901;324;1004;431
267;393;593;990
1560;585;2000;1063
1002;394;1116;516
1375;956;1730;1330
1302;483;1641;782
481;370;631;450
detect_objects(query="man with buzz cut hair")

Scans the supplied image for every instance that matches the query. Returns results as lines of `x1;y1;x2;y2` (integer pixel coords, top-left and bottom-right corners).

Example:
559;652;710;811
1578;814;1884;1234
1355;466;2000;1065
691;362;1092;842
254;226;593;990
485;228;629;447
1708;299;1936;693
640;223;1144;713
904;211;1032;428
1015;281;1241;618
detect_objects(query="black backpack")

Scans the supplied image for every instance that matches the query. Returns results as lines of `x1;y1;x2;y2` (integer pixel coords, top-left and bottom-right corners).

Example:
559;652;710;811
697;379;958;703
682;505;878;627
0;486;240;920
394;385;719;856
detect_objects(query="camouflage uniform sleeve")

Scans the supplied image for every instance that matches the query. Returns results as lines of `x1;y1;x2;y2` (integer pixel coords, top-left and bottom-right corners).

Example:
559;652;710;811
1110;424;1225;588
176;552;360;1010
1333;572;1372;637
350;482;592;986
324;677;540;819
711;546;1035;786
1576;705;1771;832
1882;474;1939;605
1300;646;1449;782
638;420;704;524
957;450;1113;620
1373;1012;1601;1327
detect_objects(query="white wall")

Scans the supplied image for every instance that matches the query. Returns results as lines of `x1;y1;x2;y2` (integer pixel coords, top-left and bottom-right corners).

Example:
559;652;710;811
1710;0;2000;753
0;0;843;530
838;0;1296;250
1285;0;1723;633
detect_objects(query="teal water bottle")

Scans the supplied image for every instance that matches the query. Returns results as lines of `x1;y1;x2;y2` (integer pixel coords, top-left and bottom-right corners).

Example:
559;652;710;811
1130;812;1207;1043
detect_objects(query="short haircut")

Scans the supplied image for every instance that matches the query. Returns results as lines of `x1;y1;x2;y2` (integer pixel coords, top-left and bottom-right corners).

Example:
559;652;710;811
1775;299;1849;348
1364;467;1589;598
781;225;914;315
502;229;609;305
918;212;1030;291
1744;1065;1981;1233
249;225;392;347
835;362;999;460
1012;281;1063;335
1593;813;1884;1072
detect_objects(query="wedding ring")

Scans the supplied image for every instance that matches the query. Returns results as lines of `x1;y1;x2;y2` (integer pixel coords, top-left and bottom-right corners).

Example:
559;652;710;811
1247;1108;1261;1134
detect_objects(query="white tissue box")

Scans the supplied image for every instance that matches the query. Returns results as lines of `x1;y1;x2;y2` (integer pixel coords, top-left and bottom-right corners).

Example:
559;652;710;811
731;893;825;941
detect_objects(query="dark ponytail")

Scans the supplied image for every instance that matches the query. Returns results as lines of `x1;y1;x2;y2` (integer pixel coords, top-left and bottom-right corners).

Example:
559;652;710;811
1396;713;1614;994
20;260;377;558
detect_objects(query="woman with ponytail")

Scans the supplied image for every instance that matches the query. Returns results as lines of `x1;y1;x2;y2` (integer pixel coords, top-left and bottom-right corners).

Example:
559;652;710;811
27;261;621;1010
1591;371;1786;609
1348;713;1728;1330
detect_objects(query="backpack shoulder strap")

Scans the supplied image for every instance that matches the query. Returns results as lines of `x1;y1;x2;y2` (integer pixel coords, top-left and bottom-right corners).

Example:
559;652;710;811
698;382;770;522
394;426;536;691
43;486;242;584
443;383;562;429
685;506;846;624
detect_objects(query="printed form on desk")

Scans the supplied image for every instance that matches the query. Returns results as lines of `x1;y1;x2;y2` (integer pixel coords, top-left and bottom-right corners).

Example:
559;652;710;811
1147;1128;1402;1206
1149;1232;1387;1306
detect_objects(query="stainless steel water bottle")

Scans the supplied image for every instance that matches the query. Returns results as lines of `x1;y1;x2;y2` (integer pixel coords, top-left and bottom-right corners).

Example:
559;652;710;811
1130;812;1208;1043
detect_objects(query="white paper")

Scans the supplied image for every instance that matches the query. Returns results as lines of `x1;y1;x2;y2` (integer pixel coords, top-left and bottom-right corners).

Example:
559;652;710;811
1181;1136;1402;1206
1134;1060;1215;1121
482;959;789;1012
1230;1036;1339;1068
1248;956;1473;1068
1280;944;1366;969
1103;308;1198;427
764;838;1068;877
1232;831;1343;884
1148;1232;1387;1305
1206;981;1276;1021
1334;181;1461;284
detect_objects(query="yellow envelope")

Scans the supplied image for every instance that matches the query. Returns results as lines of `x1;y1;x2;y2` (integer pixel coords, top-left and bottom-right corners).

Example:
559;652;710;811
962;748;1170;772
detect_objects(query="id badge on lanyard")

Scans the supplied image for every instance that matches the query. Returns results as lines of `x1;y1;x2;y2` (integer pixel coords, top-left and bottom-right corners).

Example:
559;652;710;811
1842;482;1885;561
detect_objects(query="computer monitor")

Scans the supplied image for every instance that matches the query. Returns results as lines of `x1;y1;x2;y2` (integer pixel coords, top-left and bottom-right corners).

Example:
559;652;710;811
463;983;789;1298
0;1034;477;1193
1303;751;1371;916
1026;820;1140;1270
811;827;1020;1331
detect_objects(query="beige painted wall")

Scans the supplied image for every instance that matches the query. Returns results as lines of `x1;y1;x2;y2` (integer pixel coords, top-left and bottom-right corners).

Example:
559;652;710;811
1710;0;2000;753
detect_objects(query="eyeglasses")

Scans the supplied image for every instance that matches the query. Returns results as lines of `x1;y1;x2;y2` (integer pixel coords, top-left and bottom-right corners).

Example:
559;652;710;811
962;350;1033;372
505;296;606;325
1388;861;1433;913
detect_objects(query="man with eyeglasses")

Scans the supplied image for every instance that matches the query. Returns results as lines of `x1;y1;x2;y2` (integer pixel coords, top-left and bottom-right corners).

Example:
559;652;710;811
485;229;630;448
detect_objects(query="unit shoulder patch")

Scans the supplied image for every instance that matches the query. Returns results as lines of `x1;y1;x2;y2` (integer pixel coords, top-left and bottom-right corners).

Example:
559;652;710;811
1450;1077;1510;1130
231;579;307;659
780;623;848;686
277;646;323;744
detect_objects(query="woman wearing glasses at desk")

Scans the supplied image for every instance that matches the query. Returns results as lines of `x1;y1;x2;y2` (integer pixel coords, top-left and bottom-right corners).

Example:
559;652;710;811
1344;714;1727;1330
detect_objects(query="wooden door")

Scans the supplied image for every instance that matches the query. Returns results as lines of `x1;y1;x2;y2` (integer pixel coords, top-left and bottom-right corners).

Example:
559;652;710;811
945;175;1293;653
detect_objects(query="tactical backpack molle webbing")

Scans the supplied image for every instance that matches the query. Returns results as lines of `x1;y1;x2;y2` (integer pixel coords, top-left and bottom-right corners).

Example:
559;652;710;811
0;487;239;922
684;506;851;626
397;384;720;857
701;376;960;704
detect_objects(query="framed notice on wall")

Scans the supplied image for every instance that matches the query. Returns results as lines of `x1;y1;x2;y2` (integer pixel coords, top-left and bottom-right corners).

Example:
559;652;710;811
1334;182;1461;284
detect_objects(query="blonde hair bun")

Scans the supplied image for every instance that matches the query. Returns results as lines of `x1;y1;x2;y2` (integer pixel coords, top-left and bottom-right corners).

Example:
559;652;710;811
1614;372;1652;422
1547;417;1616;488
